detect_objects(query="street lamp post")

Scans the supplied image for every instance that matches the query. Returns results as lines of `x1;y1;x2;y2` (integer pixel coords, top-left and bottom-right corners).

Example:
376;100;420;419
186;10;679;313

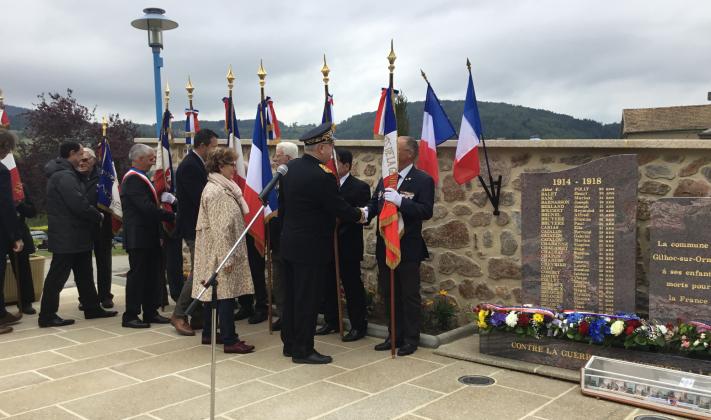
131;7;178;138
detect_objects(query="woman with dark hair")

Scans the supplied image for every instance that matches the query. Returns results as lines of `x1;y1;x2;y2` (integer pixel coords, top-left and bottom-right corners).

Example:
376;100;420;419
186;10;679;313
192;147;254;353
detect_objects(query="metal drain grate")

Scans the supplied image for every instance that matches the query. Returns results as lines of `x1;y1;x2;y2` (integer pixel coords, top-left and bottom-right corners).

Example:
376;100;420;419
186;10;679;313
458;375;496;386
634;416;674;420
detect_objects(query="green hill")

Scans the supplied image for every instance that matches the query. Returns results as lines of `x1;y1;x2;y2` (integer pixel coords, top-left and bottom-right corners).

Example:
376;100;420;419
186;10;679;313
7;100;621;140
336;100;620;139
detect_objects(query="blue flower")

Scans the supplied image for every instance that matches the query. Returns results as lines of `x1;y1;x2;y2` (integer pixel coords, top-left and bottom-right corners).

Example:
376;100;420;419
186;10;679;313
566;313;583;325
589;318;610;344
491;312;507;327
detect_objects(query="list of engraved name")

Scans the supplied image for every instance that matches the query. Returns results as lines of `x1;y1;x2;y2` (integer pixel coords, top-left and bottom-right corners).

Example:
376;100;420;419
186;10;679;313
539;178;616;311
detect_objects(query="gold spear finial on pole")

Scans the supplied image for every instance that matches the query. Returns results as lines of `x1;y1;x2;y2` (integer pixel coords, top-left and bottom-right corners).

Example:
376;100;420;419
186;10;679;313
466;58;472;72
186;76;194;101
321;54;330;86
227;65;235;92
102;116;107;137
257;59;267;89
164;82;171;110
387;39;397;73
420;69;429;84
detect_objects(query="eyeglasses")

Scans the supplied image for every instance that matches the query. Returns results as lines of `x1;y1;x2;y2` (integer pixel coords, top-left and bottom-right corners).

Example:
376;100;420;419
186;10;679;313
80;158;90;163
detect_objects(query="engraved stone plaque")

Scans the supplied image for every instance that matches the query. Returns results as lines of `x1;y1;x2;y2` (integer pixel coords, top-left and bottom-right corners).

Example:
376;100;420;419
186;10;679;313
649;198;711;324
521;155;638;313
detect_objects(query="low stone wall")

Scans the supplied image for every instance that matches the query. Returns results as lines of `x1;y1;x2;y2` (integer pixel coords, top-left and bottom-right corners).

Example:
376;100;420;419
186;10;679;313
136;138;711;325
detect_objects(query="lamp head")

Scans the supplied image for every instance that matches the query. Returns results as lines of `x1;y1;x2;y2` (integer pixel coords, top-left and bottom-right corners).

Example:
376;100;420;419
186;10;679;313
131;8;178;49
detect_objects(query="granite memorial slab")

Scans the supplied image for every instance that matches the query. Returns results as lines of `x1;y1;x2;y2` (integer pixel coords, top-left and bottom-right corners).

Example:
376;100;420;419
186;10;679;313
521;154;638;313
649;197;711;324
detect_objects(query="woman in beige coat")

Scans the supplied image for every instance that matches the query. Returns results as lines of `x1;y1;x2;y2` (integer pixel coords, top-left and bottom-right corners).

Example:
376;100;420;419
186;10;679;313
191;148;254;353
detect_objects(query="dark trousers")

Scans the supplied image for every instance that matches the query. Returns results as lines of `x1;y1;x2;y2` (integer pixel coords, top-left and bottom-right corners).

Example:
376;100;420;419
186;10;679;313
10;251;36;307
163;233;184;303
271;251;284;317
94;221;113;301
124;248;162;322
378;260;421;346
281;260;327;358
0;248;9;316
173;239;201;320
324;258;368;331
40;252;100;321
238;234;267;313
202;298;238;345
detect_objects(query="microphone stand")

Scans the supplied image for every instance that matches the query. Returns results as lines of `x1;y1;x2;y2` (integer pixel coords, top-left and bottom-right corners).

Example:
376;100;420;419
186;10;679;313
185;201;268;420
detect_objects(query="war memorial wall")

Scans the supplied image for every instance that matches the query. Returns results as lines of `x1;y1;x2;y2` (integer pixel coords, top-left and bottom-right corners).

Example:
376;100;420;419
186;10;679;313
136;137;711;328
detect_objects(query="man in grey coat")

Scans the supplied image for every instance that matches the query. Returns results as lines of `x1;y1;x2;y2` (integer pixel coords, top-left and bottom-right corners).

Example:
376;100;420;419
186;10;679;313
38;141;118;327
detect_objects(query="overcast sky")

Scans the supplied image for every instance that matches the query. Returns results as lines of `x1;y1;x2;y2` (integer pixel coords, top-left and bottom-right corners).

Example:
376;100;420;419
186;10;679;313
3;1;711;127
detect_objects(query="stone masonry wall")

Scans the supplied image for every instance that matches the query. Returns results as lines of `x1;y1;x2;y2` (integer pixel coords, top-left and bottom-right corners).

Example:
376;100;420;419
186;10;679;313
137;138;711;326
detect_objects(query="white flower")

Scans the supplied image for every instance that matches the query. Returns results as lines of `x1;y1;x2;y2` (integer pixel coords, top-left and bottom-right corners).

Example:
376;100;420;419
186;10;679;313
702;333;707;339
505;311;518;328
705;342;709;348
610;320;625;336
658;325;667;335
694;340;701;346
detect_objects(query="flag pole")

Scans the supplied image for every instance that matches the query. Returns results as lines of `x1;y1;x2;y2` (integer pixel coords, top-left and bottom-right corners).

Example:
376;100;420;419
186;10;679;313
322;56;345;338
387;40;397;359
186;76;195;152
257;61;274;335
467;58;501;215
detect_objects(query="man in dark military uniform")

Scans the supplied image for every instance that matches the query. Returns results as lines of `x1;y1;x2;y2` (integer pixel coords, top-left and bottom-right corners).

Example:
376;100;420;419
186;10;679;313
279;122;365;364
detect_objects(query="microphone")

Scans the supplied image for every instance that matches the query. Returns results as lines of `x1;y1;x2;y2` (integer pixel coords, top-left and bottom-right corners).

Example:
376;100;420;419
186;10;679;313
258;164;288;204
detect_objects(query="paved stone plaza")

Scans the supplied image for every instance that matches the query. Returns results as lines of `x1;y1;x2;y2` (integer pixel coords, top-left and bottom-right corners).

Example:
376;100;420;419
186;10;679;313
0;258;681;420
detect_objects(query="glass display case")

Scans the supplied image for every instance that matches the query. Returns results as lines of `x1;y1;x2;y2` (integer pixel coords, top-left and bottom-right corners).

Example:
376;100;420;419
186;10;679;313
581;356;711;419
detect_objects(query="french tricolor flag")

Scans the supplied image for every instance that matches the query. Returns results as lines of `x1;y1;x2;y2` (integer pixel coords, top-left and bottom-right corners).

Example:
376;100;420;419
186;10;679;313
419;83;456;185
184;108;200;147
453;71;482;185
243;101;277;254
0;108;24;203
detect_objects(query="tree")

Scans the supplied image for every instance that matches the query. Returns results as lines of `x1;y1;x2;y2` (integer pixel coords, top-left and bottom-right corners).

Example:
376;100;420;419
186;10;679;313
17;90;137;211
394;91;409;136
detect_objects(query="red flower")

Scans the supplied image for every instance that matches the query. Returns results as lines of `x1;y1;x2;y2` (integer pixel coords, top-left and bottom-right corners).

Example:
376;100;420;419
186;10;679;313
518;313;530;326
578;321;590;335
626;319;641;330
625;325;635;336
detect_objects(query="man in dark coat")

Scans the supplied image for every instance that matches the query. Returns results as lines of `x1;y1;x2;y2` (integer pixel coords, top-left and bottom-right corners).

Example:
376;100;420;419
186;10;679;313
0;129;23;334
268;141;299;331
279;123;365;364
121;143;175;328
79;147;114;309
39;141;118;327
365;136;434;356
318;149;372;342
170;128;217;335
11;183;37;315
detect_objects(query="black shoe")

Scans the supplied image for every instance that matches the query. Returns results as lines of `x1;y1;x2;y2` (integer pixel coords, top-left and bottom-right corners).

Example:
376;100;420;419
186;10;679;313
122;319;150;329
271;318;282;331
374;339;401;351
397;343;418;356
145;314;170;324
283;348;292;357
38;316;75;328
315;324;338;335
77;303;84;311
85;309;118;319
248;311;267;324
234;307;254;321
342;328;367;342
19;305;36;315
101;298;114;309
292;351;332;364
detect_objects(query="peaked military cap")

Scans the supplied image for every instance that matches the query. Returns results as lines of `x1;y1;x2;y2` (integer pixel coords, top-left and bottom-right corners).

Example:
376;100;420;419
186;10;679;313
299;122;334;145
